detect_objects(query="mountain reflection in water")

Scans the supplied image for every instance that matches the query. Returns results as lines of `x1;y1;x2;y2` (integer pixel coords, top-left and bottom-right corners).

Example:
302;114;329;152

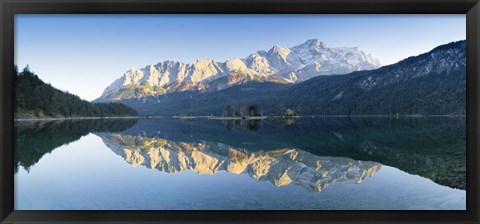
120;117;466;189
14;117;466;210
98;133;381;192
15;116;466;191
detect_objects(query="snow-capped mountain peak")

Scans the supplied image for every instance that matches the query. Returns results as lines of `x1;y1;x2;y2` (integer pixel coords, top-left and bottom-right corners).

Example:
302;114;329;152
96;39;381;102
296;38;327;50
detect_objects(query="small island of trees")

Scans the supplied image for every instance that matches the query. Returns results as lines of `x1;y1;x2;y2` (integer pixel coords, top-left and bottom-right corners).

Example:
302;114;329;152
223;104;262;118
223;104;300;118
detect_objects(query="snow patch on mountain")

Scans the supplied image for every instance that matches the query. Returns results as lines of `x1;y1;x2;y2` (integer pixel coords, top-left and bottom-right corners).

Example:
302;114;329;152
97;39;381;102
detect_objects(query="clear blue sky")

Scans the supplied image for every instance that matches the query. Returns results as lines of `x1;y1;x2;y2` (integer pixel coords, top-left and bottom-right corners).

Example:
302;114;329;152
15;14;465;101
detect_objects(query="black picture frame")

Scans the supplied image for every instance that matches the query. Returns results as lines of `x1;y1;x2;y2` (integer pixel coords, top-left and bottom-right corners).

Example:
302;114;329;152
1;0;479;223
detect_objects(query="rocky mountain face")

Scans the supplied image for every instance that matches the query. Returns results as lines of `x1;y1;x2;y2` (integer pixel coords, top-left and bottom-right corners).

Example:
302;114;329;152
95;39;380;102
98;133;381;192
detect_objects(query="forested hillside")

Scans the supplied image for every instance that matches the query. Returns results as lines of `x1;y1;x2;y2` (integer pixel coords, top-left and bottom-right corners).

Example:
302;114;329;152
15;66;138;118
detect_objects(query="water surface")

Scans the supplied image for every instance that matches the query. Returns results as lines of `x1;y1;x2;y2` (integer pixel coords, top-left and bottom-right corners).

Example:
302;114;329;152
14;117;466;210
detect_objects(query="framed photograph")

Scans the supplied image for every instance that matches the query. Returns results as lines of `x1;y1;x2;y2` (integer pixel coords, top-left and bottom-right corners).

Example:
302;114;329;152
1;0;479;223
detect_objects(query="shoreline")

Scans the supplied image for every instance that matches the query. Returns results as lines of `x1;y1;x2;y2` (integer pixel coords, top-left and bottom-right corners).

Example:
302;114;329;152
14;114;466;122
169;114;466;120
14;116;141;121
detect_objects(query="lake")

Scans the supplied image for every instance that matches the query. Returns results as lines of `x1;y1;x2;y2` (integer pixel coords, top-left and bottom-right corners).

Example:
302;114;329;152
14;117;466;210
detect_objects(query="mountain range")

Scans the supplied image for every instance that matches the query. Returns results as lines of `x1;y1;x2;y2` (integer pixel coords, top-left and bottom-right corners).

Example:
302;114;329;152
113;40;466;116
95;39;381;102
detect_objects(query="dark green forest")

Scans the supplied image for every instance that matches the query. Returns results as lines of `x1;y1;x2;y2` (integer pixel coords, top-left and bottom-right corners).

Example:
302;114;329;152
15;65;138;118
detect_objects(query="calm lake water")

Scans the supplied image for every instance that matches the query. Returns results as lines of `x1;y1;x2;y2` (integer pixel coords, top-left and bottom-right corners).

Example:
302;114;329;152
14;117;466;210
